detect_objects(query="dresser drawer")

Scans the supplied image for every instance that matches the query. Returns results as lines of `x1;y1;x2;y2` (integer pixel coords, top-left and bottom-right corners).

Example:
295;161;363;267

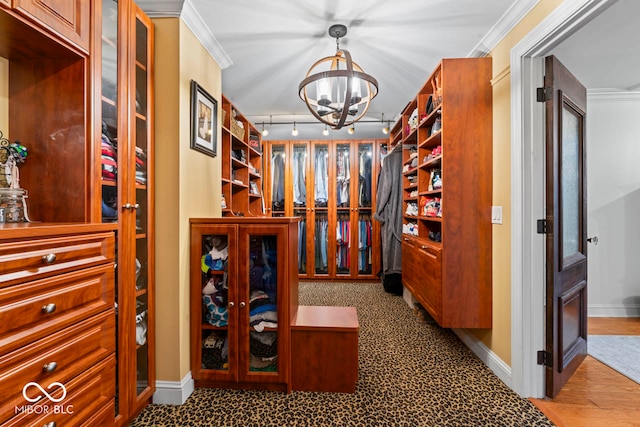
0;310;115;424
0;264;114;354
0;231;114;288
3;355;115;427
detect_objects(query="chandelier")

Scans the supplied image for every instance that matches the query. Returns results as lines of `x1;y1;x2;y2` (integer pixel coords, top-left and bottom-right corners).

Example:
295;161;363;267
298;24;379;130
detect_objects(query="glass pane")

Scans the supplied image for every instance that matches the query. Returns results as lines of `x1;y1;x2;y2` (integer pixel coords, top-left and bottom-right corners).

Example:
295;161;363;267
248;235;278;373
358;213;373;274
561;104;581;258
314;212;329;274
314;145;328;208
101;0;119;416
336;144;351;208
336;212;350;274
270;145;285;214
201;234;230;371
293;145;307;207
134;16;151;395
357;144;373;208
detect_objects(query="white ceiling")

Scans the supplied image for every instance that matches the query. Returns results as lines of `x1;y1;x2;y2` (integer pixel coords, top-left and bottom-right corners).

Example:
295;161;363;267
139;0;640;140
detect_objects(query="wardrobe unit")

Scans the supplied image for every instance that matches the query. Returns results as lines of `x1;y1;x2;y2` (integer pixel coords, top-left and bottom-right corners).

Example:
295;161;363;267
397;57;492;328
189;217;299;392
97;0;155;424
263;139;384;280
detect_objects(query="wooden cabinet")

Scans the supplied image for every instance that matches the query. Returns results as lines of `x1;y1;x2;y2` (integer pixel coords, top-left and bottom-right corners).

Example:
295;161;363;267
220;95;264;217
97;0;154;423
190;218;299;392
398;58;492;328
0;224;116;427
263;139;384;280
12;0;90;52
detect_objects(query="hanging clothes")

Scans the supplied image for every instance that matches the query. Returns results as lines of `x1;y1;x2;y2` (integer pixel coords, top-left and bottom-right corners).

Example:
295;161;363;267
373;143;403;291
293;149;306;206
271;151;285;210
314;148;328;206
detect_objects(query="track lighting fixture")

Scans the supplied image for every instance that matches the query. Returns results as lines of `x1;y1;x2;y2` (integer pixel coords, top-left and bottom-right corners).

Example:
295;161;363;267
322;124;330;136
348;125;355;135
261;122;269;137
291;122;299;136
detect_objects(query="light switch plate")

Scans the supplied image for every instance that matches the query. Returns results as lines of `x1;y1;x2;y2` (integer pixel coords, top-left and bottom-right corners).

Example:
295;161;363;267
491;206;503;224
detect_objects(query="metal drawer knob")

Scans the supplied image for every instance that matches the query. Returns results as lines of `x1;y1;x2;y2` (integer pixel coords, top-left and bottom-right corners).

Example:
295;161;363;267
43;422;56;427
42;253;57;264
228;302;235;308
239;301;246;308
41;303;57;314
43;362;58;373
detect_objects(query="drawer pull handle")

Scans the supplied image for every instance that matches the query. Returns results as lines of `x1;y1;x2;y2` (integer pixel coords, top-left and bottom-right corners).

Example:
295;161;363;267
228;302;235;308
42;253;57;264
239;301;246;308
43;422;56;427
41;303;57;314
43;362;58;373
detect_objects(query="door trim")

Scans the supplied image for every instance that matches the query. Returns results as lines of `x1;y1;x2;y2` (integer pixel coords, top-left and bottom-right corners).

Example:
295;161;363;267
509;0;616;398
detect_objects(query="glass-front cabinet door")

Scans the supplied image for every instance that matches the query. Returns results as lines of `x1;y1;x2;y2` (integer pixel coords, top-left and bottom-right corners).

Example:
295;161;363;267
356;142;374;276
100;0;120;418
335;142;352;277
131;4;154;408
312;143;330;276
268;143;287;218
292;143;309;276
194;226;237;384
237;226;287;384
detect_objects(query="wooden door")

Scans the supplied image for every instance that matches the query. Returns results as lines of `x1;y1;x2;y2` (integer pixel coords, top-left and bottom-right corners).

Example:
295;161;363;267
543;55;588;398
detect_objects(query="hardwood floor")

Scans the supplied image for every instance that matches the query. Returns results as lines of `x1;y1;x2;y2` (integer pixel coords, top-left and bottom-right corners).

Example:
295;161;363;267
530;317;640;427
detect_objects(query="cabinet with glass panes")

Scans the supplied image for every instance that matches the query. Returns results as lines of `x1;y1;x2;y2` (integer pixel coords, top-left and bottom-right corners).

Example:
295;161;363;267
190;218;299;391
263;139;384;280
98;0;155;424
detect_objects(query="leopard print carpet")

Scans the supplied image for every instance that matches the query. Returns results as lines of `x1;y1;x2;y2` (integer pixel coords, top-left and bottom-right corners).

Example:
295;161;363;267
130;281;555;426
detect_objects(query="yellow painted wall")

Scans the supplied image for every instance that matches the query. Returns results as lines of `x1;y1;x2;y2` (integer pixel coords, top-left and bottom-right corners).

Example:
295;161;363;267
154;17;222;382
0;57;8;133
469;0;564;365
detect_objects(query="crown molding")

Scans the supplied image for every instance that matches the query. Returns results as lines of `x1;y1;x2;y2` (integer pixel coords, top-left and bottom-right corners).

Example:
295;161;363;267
180;0;233;69
136;0;184;17
137;0;232;69
468;0;541;57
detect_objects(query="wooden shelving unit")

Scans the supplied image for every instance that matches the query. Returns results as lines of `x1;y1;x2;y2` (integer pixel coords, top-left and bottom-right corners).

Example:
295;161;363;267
398;57;493;328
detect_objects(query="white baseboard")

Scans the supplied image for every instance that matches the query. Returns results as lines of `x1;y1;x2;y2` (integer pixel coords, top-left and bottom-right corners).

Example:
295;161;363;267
588;304;640;317
453;328;513;390
153;372;195;405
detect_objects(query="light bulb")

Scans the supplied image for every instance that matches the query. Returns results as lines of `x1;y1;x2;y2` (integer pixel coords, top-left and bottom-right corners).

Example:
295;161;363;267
322;125;329;136
262;128;269;137
292;122;299;136
382;126;389;135
348;126;355;135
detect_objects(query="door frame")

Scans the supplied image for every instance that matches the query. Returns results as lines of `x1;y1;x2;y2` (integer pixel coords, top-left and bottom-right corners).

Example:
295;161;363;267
509;0;616;398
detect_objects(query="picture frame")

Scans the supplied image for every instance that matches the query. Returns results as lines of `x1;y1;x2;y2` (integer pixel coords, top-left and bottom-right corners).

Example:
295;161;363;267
190;80;217;157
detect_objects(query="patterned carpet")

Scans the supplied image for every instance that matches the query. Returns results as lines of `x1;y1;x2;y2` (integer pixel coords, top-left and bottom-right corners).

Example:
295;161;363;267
130;281;554;426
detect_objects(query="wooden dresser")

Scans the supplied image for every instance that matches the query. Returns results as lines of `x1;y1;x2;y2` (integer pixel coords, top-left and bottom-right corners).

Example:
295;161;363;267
0;223;116;427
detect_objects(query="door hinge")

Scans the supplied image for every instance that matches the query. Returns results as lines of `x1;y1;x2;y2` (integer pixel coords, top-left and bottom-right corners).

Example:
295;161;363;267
537;219;548;234
537;87;552;102
537;350;552;367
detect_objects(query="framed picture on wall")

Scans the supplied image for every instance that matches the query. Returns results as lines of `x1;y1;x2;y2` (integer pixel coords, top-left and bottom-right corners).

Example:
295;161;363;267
190;80;217;157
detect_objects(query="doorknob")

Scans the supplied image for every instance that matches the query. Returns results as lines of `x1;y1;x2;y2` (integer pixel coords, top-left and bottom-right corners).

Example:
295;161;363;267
587;236;598;245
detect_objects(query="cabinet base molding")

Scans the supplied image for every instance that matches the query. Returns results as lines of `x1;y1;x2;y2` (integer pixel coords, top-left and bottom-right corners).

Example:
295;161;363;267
153;373;195;405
